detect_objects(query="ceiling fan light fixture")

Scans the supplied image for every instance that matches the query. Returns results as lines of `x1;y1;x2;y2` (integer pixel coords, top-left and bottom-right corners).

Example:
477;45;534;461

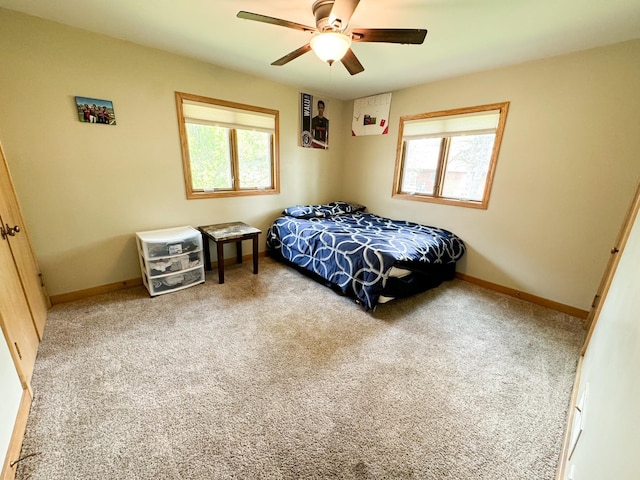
310;32;351;64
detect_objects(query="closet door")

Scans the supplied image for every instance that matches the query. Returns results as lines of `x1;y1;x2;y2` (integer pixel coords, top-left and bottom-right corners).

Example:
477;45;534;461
0;142;48;339
0;231;39;390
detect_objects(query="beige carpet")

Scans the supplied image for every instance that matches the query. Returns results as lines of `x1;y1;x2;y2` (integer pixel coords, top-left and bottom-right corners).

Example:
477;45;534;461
16;257;585;479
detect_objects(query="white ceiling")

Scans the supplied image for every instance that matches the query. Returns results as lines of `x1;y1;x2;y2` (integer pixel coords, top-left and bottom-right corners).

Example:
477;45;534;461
1;0;639;100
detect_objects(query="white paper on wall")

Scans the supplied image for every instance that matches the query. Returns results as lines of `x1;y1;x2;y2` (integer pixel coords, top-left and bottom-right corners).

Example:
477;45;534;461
352;92;392;136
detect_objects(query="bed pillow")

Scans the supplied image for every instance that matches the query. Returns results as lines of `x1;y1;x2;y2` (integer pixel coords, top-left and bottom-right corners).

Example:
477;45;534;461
327;201;366;215
282;201;366;219
282;205;318;219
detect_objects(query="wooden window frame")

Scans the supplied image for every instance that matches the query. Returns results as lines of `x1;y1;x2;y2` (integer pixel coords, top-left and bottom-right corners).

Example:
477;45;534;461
392;102;509;209
175;91;280;199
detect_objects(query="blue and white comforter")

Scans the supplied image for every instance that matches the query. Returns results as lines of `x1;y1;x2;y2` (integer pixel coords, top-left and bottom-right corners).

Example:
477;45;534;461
266;212;466;309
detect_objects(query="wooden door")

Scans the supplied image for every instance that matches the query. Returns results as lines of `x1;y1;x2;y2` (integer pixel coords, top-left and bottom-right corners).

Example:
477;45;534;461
0;229;39;390
0;142;49;339
582;180;640;353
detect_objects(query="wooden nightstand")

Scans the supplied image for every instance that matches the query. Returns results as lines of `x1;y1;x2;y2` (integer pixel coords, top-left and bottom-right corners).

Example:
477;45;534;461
198;222;261;284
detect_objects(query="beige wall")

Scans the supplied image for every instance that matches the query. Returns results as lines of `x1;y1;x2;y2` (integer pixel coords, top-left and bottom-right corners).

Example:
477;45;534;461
340;40;640;310
0;9;346;296
1;8;639;311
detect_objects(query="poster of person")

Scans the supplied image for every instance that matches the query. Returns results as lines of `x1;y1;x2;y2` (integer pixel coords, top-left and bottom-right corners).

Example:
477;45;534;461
352;92;392;136
75;96;117;125
300;93;329;149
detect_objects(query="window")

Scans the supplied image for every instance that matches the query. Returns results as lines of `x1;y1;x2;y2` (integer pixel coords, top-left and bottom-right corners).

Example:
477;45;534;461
393;102;509;209
175;92;280;199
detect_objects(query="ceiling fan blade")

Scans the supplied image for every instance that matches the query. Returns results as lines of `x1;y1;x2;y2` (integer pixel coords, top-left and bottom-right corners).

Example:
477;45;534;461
271;44;313;66
341;48;365;75
328;0;361;30
351;28;428;44
237;11;315;33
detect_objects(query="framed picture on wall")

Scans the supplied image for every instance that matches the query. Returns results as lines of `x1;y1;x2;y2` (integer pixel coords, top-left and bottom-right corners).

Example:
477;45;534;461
75;96;117;125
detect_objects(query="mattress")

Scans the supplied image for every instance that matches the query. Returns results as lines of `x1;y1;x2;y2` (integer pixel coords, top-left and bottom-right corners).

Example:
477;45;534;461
266;209;466;309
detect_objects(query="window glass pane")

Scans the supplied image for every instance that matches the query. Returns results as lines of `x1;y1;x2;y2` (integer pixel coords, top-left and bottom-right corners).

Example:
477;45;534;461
237;129;272;189
177;92;280;198
186;123;232;190
400;138;441;195
394;102;508;208
442;134;495;201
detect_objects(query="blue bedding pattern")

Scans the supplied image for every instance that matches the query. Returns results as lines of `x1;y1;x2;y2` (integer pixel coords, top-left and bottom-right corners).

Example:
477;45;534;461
266;212;466;309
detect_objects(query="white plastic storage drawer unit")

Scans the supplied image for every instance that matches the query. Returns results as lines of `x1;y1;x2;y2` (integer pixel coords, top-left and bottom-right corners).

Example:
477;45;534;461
135;226;205;296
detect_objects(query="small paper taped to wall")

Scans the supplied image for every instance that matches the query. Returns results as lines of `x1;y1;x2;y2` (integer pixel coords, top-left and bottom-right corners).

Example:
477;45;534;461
352;92;392;136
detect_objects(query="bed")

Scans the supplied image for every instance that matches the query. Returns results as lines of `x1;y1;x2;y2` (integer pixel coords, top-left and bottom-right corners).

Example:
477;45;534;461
266;201;466;310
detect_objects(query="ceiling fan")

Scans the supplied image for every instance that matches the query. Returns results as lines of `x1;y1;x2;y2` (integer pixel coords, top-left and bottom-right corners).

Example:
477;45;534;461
237;0;427;75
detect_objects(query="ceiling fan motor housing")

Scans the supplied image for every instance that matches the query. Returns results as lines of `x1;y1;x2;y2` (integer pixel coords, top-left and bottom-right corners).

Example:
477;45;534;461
313;0;340;31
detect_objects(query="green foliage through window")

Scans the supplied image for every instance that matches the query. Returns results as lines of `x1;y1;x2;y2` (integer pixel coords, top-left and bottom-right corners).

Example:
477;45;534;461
394;102;509;209
176;92;279;199
186;123;232;190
